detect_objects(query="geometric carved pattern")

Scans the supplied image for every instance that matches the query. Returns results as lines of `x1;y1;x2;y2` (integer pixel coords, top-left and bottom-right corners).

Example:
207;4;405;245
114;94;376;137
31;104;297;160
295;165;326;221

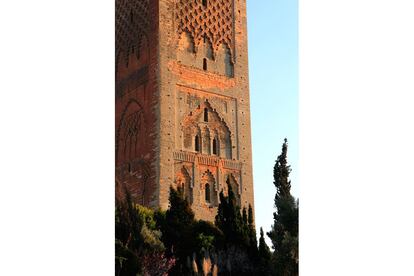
201;169;216;189
116;0;149;65
116;160;151;205
176;0;234;61
116;99;144;165
123;111;142;152
182;100;232;159
182;101;231;137
118;109;143;164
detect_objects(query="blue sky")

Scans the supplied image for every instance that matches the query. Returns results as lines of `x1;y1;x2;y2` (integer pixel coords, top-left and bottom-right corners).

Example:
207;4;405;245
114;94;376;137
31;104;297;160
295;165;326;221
246;0;298;241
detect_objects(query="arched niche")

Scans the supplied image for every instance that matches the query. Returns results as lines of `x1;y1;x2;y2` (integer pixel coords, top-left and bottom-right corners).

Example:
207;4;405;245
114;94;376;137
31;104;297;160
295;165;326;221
201;126;211;154
177;31;195;64
214;43;234;77
181;101;232;159
226;174;241;206
174;166;193;204
201;170;218;206
177;31;222;73
204;37;214;60
116;99;144;166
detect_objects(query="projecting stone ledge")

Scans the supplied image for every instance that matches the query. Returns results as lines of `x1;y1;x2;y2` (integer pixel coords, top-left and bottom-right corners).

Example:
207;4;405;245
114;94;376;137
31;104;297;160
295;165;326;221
173;150;242;171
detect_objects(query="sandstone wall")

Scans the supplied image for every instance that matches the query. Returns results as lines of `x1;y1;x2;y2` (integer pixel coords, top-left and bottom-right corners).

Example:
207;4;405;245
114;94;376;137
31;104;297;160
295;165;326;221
158;0;255;221
115;0;159;208
115;0;255;222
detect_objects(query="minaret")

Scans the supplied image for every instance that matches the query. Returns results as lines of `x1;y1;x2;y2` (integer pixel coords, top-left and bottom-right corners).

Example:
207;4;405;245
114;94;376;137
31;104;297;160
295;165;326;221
116;0;255;222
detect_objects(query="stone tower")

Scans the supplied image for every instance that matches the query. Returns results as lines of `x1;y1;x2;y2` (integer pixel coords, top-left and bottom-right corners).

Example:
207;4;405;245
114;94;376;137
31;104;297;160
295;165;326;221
116;0;254;221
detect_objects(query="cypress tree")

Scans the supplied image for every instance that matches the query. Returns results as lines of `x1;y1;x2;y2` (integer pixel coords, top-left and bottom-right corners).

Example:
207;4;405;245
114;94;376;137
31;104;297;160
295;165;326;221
215;180;245;246
248;204;254;227
215;181;255;274
247;204;257;256
267;139;299;276
242;207;248;225
258;227;272;275
163;186;196;275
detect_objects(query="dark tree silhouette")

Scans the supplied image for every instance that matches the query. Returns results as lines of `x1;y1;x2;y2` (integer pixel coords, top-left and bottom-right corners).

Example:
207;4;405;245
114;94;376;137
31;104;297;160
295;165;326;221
267;139;299;276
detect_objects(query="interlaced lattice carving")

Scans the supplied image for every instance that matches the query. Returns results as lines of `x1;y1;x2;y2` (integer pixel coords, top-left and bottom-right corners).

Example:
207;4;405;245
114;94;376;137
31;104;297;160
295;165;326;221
122;110;142;156
124;111;142;140
116;0;149;65
116;99;144;165
176;0;235;62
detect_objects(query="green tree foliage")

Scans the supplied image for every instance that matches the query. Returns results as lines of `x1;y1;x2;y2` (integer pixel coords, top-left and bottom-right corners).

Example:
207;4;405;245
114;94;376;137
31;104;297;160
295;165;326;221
114;139;300;276
242;207;248;224
215;180;249;247
193;220;224;252
267;139;299;276
214;181;258;274
258;227;272;275
162;186;196;275
115;189;174;276
161;186;225;275
247;204;258;257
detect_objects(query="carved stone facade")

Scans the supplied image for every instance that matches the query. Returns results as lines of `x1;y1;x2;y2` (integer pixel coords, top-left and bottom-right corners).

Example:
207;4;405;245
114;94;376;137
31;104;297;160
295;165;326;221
175;0;235;61
115;0;157;207
116;0;254;222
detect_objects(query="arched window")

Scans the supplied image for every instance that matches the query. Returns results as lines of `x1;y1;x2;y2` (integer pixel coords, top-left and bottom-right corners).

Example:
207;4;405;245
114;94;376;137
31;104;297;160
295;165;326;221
212;138;217;155
195;135;200;152
180;182;185;195
205;183;210;202
204;108;208;122
203;58;207;71
202;0;207;8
